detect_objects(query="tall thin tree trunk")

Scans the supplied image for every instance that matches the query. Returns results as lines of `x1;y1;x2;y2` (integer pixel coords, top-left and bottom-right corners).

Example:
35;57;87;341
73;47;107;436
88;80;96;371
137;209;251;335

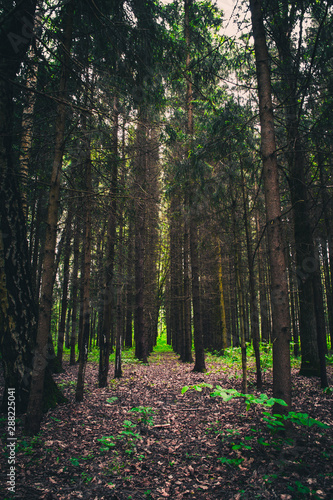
232;200;247;393
99;97;119;386
75;126;92;402
25;1;74;434
19;67;37;218
185;0;205;372
125;220;134;348
183;216;193;362
190;222;206;372
56;209;72;370
241;166;262;389
134;113;148;363
249;0;291;410
70;215;80;365
217;242;228;353
114;220;124;379
313;243;328;388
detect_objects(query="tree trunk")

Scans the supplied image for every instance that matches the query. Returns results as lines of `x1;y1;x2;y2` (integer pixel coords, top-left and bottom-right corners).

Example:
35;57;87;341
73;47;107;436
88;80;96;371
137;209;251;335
75;128;92;402
241;166;262;389
313;243;328;388
99;98;119;386
289;146;320;376
134;113;148;363
185;0;204;372
249;0;291;410
0;0;67;421
70;215;80;365
190;222;206;372
114;220;124;379
183;215;193;362
125;220;134;348
25;1;74;434
217;242;228;353
0;4;39;414
232;201;247;393
56;209;72;370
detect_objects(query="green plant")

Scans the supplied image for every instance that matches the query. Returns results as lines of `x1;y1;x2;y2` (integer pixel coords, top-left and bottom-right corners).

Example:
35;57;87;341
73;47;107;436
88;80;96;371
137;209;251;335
97;435;116;453
262;411;329;434
263;473;278;484
106;396;118;403
287;480;321;499
118;420;142;455
50;416;61;422
81;471;93;483
182;383;288;411
69;457;80;466
80;452;95;460
128;406;155;427
218;456;244;467
16;435;43;455
181;382;213;394
325;353;333;365
210;386;288;411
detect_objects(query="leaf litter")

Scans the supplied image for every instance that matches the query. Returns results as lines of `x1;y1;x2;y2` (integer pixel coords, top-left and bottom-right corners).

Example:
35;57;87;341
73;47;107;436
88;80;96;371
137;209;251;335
0;351;332;499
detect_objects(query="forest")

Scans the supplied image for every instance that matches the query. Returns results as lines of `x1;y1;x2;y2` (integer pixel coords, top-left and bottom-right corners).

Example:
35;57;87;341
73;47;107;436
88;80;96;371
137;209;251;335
0;0;332;498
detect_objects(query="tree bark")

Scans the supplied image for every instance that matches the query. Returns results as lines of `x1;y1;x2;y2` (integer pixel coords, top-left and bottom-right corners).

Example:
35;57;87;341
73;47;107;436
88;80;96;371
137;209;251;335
0;0;66;420
114;220;124;379
56;209;72;370
183;214;193;362
249;0;291;410
185;0;205;372
75;124;92;402
241;166;262;389
99;98;119;386
25;0;74;434
217;242;228;353
134;113;148;363
70;215;80;365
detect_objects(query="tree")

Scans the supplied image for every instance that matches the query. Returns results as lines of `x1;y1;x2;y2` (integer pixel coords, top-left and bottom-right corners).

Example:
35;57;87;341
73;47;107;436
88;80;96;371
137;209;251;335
0;0;66;416
25;0;74;434
249;0;291;409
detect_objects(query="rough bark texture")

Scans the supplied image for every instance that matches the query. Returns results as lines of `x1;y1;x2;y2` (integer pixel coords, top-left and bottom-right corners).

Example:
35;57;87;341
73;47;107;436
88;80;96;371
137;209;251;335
264;0;326;377
0;0;65;418
25;1;74;434
249;0;291;410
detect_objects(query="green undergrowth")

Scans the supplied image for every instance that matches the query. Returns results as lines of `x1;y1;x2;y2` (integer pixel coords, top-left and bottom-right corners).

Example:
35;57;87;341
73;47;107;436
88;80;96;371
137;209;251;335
205;342;302;373
59;334;313;374
96;406;156;460
61;331;173;365
182;382;331;478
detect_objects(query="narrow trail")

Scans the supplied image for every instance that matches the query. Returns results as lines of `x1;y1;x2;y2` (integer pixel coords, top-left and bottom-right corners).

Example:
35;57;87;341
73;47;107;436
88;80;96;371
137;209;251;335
1;351;332;499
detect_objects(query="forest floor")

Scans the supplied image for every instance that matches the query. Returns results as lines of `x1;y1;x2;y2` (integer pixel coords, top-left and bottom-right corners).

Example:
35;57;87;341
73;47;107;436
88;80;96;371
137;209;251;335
1;347;333;500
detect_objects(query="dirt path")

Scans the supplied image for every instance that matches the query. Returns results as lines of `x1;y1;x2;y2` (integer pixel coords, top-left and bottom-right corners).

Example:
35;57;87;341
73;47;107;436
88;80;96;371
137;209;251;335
1;351;332;499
